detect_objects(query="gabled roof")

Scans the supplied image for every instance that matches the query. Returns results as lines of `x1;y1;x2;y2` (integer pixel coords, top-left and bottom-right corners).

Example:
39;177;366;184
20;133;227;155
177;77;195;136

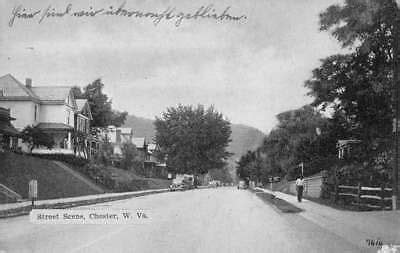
75;99;93;120
0;74;39;101
75;99;87;111
0;74;77;107
0;121;19;136
132;137;146;148
31;86;73;102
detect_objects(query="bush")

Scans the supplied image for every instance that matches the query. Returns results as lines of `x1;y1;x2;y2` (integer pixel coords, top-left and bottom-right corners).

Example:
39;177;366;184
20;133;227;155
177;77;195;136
114;180;149;192
30;153;88;168
21;125;55;151
120;142;143;172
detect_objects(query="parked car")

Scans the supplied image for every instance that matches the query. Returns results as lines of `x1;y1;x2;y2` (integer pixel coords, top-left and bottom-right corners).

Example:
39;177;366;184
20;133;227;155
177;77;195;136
169;183;178;191
208;180;220;187
169;183;189;191
237;180;248;190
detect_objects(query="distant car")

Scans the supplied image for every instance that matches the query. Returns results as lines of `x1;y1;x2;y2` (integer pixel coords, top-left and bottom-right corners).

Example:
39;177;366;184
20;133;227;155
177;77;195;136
237;180;248;190
170;183;190;191
169;183;177;191
209;180;219;188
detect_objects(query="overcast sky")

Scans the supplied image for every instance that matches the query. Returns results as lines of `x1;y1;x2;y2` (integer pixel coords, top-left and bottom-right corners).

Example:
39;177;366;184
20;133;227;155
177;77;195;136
0;0;342;133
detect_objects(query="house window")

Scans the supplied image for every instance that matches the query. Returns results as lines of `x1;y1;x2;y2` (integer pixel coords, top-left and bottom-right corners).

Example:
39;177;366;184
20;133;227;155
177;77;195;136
0;89;4;96
34;105;38;121
67;111;70;125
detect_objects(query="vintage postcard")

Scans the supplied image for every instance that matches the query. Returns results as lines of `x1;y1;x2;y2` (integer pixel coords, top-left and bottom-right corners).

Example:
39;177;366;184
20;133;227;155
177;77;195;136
0;0;399;252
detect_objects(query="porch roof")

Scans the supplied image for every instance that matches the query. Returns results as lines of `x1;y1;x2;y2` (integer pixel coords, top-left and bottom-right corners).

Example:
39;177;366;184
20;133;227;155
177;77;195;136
36;122;73;130
337;139;361;148
0;121;19;136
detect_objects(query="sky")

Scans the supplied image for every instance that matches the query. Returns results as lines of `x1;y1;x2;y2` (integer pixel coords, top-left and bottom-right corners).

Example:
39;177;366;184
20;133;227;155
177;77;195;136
0;0;343;133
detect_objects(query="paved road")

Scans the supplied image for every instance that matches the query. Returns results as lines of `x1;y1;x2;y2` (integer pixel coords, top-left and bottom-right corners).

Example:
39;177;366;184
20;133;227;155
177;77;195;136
0;188;368;253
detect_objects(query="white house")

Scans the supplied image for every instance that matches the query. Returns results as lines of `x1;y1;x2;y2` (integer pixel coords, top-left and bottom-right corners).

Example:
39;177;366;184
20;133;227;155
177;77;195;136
101;126;134;156
0;74;92;156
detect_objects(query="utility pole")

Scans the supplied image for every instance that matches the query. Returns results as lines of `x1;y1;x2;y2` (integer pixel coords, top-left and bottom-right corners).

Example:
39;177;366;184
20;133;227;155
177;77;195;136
299;162;304;177
393;0;400;210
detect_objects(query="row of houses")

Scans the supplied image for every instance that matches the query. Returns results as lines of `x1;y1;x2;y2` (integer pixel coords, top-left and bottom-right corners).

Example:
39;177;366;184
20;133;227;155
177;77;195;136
0;74;167;177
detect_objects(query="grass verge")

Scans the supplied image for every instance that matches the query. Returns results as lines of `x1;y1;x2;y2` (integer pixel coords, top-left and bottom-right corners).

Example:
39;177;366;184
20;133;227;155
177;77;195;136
251;189;303;213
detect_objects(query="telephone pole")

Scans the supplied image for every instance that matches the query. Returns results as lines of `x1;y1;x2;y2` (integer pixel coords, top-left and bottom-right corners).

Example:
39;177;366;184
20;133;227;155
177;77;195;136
392;0;400;210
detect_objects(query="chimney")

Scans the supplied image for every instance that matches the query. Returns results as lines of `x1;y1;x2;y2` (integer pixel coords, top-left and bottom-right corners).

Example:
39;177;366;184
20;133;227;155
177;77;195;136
25;78;32;89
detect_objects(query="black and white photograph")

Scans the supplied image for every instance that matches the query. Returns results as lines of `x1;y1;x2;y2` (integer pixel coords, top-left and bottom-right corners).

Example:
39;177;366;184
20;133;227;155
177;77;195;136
0;0;400;252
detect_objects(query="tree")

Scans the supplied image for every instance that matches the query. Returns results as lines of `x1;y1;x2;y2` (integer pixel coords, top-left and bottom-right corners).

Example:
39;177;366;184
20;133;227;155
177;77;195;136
154;104;232;175
21;125;55;152
238;106;336;182
120;142;143;172
208;167;233;183
307;0;396;146
304;0;397;185
236;150;257;180
71;86;85;99
75;79;128;127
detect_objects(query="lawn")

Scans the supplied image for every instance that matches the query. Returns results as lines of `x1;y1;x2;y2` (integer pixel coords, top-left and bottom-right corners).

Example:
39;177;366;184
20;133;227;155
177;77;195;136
0;152;100;203
106;166;171;191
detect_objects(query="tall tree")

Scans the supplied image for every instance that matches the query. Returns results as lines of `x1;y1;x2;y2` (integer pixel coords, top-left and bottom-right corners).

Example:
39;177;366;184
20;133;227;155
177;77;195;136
306;0;396;148
155;104;232;175
75;79;128;127
239;106;336;181
303;0;397;185
120;142;143;172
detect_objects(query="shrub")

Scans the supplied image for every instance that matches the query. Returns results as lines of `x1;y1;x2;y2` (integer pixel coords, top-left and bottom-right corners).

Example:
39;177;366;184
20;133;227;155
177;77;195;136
30;153;88;168
21;125;55;151
114;179;149;192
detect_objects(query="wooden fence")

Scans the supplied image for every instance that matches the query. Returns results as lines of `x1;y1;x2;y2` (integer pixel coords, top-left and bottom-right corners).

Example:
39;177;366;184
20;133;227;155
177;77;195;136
282;174;324;198
333;184;392;210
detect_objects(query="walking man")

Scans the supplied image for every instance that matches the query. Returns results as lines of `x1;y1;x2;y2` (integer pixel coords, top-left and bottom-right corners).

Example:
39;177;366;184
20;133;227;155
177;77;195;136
296;175;305;202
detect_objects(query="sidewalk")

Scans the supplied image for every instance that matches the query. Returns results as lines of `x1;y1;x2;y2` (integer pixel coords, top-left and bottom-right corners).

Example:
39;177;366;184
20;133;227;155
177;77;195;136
256;187;400;251
0;188;168;218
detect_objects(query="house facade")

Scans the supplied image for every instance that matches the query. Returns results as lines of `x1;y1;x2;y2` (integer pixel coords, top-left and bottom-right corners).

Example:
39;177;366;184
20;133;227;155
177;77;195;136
0;74;92;157
144;142;168;178
101;126;134;157
74;99;94;158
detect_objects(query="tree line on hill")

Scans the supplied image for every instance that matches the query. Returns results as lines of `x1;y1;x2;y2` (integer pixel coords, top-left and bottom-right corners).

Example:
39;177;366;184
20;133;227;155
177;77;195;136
237;0;397;188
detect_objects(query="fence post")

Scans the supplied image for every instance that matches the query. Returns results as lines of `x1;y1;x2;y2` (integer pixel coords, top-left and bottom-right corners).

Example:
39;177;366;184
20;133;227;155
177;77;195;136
381;184;385;210
334;182;339;204
357;183;362;210
333;169;338;203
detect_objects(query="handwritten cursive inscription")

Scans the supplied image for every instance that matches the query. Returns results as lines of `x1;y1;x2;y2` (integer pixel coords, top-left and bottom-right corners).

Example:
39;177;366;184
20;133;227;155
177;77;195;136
8;2;247;27
9;5;40;27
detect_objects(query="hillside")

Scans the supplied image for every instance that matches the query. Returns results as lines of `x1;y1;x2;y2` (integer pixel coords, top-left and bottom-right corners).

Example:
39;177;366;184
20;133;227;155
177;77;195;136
123;114;156;141
123;115;265;159
227;124;265;158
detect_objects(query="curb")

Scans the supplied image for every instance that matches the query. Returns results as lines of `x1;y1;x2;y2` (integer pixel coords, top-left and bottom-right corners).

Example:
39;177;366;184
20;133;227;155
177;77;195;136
0;189;169;219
